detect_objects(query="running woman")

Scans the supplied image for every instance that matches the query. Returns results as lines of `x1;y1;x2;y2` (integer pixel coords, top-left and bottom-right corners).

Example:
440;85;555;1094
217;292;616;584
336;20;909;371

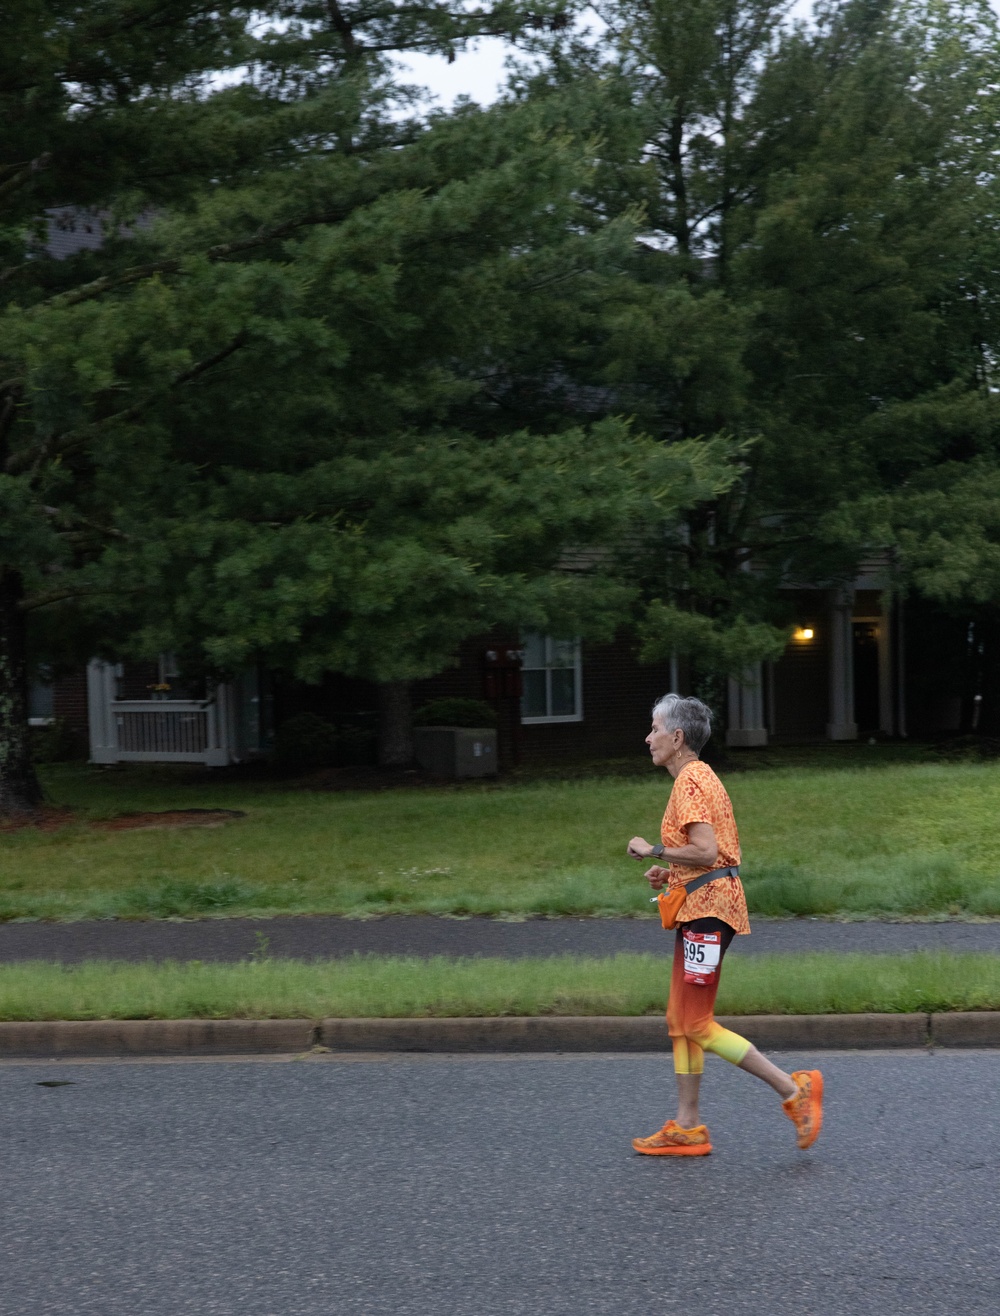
627;694;822;1157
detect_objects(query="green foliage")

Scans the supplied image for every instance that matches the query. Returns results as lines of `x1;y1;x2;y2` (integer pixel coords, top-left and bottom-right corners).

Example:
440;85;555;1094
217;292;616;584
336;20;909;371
8;0;1000;790
525;0;1000;691
638;602;789;673
29;718;86;764
271;714;376;769
0;0;742;801
413;699;498;728
271;714;340;771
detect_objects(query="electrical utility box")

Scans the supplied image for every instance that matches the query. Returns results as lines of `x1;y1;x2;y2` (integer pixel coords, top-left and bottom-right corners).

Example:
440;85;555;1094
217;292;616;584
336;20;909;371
413;727;498;778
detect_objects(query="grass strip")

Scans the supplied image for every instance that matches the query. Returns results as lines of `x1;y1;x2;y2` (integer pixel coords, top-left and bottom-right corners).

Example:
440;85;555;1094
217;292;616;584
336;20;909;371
1;952;1000;1020
3;760;999;921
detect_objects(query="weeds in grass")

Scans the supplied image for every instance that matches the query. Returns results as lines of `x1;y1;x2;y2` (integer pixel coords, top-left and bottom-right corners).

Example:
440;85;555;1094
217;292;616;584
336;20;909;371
111;877;264;919
742;852;989;917
0;951;999;1020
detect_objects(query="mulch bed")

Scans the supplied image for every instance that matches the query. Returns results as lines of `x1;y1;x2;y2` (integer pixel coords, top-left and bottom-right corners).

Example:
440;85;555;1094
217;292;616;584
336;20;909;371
1;808;245;833
96;809;246;831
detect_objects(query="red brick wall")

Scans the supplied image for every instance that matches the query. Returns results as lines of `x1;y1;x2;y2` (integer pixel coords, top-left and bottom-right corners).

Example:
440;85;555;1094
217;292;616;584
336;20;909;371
414;631;676;764
411;630;678;764
770;592;830;740
52;669;89;739
51;636;687;768
519;636;674;763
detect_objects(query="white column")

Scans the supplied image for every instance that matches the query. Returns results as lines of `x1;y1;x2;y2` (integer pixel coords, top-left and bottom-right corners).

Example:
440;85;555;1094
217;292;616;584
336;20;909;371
726;663;768;747
203;684;238;766
827;588;858;740
86;659;119;763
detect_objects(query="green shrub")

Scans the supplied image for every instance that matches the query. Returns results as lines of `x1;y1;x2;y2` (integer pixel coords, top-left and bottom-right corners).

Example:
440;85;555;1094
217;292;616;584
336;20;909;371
30;718;86;763
335;725;377;766
271;713;339;769
934;735;1000;761
413;698;497;728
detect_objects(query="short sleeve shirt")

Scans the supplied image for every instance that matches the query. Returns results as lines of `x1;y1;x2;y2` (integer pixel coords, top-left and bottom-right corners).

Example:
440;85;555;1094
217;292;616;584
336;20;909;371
661;759;750;935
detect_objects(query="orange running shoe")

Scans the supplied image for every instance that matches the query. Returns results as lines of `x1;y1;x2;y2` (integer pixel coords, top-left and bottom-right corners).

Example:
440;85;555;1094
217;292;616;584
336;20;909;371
783;1069;824;1149
632;1120;712;1157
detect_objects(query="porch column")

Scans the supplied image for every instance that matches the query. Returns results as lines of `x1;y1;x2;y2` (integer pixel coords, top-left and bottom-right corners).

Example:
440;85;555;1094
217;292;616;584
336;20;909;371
205;684;237;767
726;663;768;747
827;588;858;741
86;659;119;764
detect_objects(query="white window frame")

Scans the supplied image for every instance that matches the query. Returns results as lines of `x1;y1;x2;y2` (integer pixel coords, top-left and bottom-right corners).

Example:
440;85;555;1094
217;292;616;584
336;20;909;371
520;635;583;724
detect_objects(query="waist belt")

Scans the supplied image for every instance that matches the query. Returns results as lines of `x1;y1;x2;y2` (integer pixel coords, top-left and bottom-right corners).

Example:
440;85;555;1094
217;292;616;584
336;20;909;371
681;864;740;894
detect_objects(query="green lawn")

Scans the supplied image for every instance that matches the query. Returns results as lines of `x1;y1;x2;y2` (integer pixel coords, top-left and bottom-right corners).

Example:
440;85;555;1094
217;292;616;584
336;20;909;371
0;757;997;921
0;951;998;1019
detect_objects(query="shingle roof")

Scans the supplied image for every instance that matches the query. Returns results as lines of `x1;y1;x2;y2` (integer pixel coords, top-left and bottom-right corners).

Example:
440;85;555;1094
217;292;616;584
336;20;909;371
42;207;153;260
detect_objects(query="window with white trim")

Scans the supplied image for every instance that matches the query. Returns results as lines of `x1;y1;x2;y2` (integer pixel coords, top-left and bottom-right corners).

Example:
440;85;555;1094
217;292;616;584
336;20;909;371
520;635;583;724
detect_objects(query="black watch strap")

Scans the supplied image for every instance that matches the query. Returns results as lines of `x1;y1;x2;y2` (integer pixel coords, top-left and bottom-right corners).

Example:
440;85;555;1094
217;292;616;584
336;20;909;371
650;843;666;859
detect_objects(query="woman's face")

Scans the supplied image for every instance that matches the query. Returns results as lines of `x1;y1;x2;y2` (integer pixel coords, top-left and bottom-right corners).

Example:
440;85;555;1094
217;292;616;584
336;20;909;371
646;714;680;768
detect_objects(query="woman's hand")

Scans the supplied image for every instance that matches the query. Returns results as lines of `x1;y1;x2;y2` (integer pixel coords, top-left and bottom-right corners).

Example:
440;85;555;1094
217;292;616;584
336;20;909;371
645;866;669;890
627;836;655;860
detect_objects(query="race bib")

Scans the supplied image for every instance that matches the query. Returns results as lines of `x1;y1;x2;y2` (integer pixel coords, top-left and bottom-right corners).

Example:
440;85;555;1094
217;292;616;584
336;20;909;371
682;929;722;986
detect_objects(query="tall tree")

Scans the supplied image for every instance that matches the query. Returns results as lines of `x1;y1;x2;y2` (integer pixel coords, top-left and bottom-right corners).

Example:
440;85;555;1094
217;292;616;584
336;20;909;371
1;0;737;802
530;0;1000;703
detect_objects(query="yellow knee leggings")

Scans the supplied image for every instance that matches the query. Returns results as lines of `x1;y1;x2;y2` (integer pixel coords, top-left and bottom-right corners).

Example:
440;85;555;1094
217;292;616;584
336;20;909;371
666;928;751;1075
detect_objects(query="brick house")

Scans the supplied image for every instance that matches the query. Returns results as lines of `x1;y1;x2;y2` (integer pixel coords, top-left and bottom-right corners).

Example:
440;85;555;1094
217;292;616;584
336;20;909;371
41;563;971;769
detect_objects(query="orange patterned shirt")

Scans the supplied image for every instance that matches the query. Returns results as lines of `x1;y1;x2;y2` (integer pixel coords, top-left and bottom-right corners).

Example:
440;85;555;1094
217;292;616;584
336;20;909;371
660;759;750;935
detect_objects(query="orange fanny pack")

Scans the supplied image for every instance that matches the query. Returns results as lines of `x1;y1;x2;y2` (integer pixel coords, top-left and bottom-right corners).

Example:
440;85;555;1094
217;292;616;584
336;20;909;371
656;866;740;931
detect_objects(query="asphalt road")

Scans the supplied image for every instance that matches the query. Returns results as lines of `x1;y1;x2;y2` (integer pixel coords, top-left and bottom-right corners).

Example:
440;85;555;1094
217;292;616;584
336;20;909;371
2;913;1000;962
1;1049;998;1315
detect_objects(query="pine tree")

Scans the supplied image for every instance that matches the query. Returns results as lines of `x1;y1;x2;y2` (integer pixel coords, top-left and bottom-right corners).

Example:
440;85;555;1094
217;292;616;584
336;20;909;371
1;0;736;800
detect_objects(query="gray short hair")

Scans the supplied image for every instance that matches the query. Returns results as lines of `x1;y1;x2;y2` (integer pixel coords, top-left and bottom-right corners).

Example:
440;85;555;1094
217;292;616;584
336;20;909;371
651;694;712;755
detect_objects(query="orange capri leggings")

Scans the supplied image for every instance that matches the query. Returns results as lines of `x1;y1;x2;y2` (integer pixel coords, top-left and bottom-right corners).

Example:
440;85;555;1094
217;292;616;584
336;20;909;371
667;918;752;1075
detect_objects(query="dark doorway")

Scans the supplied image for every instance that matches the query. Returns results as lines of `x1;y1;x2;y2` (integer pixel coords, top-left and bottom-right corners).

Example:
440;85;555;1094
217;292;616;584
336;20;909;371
853;622;880;734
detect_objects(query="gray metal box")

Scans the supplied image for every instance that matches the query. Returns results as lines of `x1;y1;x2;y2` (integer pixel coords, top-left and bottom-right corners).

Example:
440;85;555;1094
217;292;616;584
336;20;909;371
413;726;498;778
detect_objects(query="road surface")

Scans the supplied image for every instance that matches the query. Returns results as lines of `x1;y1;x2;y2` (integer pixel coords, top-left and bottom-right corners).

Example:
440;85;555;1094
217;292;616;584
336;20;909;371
1;913;999;962
1;1049;997;1314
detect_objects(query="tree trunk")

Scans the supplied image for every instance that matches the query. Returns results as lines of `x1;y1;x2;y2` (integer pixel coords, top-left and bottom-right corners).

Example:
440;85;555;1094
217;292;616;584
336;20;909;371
0;570;43;815
377;680;414;768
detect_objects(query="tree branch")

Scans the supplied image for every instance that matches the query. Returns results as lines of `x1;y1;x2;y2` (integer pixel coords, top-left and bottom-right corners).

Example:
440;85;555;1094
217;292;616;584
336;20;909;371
42;506;130;541
35;207;351;313
18;585;101;612
0;379;24;450
7;331;249;479
0;262;33;287
326;0;362;59
0;153;51;210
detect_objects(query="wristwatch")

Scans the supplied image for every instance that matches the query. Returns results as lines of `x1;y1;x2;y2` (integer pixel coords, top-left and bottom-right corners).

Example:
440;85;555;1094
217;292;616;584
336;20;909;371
649;844;666;859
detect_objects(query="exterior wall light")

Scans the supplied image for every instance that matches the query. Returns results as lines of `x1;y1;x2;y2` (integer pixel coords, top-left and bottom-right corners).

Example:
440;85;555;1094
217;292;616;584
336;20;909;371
794;627;815;642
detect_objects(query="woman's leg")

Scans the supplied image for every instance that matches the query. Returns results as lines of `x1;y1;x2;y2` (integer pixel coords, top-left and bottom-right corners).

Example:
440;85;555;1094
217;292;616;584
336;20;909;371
675;921;751;1080
737;1046;797;1100
674;920;796;1100
660;920;823;1151
666;923;744;1125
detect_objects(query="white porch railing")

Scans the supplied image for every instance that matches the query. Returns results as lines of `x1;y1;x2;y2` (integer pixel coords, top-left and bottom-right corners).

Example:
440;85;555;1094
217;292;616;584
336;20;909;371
87;662;237;766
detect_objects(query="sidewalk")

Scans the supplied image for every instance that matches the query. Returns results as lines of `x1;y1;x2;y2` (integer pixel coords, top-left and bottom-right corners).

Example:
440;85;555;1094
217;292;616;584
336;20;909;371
1;914;999;963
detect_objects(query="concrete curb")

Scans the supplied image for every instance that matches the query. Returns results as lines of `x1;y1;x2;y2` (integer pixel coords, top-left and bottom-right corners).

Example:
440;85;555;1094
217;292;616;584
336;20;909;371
0;1012;942;1057
931;1012;1000;1047
317;1013;934;1052
5;1012;1000;1058
0;1019;314;1058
